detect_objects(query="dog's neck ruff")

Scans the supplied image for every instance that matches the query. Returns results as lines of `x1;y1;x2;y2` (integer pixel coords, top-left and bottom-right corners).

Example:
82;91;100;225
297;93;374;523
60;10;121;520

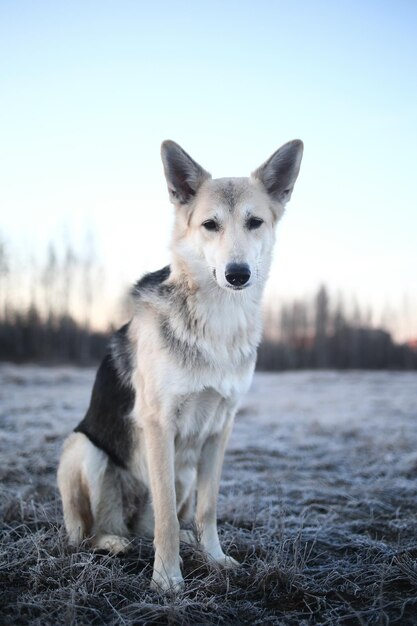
167;275;262;372
133;265;264;371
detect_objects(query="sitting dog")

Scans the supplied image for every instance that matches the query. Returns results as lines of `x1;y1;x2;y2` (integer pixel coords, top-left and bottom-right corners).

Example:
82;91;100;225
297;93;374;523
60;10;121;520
57;138;303;591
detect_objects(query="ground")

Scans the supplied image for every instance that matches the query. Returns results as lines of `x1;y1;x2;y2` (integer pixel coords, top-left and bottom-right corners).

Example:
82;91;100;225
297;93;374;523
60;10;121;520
1;365;417;625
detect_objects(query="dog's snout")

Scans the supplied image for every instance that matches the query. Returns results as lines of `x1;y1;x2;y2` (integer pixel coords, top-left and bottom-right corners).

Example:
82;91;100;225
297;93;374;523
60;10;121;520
225;263;251;287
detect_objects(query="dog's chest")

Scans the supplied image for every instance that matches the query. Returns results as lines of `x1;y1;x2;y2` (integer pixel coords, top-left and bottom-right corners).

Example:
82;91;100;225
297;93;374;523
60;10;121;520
163;289;261;375
174;387;234;443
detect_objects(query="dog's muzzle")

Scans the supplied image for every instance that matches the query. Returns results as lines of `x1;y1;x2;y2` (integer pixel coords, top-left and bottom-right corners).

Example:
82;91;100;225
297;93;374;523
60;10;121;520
225;263;251;287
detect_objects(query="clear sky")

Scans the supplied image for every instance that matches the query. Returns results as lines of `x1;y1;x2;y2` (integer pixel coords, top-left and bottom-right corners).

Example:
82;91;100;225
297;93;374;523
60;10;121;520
1;1;416;339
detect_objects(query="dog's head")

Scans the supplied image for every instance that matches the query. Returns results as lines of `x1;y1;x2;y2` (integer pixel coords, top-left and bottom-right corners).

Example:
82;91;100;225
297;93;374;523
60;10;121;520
161;139;303;292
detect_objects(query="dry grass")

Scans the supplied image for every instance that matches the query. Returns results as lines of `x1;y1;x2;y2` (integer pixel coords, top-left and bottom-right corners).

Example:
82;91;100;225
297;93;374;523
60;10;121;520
1;366;417;625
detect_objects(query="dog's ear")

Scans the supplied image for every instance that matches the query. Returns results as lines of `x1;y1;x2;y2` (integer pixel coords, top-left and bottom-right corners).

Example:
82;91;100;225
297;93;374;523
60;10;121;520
252;140;303;205
161;140;211;205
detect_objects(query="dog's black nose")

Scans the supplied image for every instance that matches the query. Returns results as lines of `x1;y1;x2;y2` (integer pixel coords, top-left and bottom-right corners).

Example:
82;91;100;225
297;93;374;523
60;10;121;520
225;263;251;287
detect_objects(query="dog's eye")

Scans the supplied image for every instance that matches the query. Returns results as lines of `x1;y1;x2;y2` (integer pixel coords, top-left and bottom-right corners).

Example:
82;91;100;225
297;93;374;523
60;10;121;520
247;217;264;230
202;220;219;232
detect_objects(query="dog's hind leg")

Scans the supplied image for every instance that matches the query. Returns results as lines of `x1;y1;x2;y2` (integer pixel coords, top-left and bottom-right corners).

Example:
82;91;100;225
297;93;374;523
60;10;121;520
90;467;131;554
82;438;131;554
177;469;198;547
58;433;130;554
57;433;94;546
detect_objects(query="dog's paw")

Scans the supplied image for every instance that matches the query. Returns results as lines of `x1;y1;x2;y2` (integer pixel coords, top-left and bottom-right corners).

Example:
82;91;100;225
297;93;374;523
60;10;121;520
94;534;131;555
209;553;240;570
67;531;84;548
150;570;184;594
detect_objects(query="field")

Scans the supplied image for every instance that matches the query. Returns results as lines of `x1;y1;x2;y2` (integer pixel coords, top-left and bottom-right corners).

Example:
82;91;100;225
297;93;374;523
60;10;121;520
1;365;417;625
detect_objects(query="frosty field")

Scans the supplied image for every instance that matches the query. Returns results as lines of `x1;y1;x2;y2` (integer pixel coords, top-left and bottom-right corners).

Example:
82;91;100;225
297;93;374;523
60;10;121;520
1;365;417;625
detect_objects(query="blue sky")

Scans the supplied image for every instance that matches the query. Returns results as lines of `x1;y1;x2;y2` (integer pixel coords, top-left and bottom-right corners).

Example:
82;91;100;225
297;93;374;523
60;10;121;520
1;1;416;338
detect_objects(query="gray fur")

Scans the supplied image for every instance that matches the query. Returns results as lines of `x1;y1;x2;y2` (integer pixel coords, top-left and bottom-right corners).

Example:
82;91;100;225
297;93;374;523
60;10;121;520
215;179;245;212
252;140;303;203
161;140;211;205
159;315;206;369
109;323;135;388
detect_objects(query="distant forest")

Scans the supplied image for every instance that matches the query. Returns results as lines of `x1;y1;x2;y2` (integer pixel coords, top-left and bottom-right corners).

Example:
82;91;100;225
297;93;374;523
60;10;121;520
258;286;417;370
0;236;416;369
0;236;109;365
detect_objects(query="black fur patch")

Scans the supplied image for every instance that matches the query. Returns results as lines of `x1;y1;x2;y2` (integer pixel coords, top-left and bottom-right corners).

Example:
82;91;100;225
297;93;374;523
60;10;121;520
74;352;135;468
131;265;171;298
75;268;173;467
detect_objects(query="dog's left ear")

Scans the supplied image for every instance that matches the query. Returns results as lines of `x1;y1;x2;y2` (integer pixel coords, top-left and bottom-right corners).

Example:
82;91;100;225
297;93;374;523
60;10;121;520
252;140;303;206
161;140;211;205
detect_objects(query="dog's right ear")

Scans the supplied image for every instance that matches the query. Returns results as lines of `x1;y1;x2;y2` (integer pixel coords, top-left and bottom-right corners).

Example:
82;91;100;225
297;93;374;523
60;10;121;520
161;140;211;205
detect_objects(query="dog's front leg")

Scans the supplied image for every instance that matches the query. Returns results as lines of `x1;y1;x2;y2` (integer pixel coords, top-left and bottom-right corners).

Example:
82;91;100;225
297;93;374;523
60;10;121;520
143;419;182;592
195;415;239;569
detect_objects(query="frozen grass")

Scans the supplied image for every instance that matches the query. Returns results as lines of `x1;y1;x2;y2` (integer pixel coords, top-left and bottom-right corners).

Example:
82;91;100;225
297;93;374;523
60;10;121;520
1;365;417;625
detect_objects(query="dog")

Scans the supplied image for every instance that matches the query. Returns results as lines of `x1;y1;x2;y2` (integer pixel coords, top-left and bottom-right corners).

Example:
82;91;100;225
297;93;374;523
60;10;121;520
57;138;303;591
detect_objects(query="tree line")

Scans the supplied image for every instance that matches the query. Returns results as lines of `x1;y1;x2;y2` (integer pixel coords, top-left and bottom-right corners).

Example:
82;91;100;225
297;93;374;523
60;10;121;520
257;286;417;370
0;236;109;364
0;236;415;369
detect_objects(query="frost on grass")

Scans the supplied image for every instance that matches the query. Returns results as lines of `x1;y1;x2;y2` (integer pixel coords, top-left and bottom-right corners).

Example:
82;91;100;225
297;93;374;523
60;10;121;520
1;365;417;625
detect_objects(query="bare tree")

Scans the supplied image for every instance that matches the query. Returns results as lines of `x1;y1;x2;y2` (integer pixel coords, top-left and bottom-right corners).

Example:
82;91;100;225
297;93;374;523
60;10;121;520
0;235;9;320
42;243;58;323
314;285;329;367
61;242;77;318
